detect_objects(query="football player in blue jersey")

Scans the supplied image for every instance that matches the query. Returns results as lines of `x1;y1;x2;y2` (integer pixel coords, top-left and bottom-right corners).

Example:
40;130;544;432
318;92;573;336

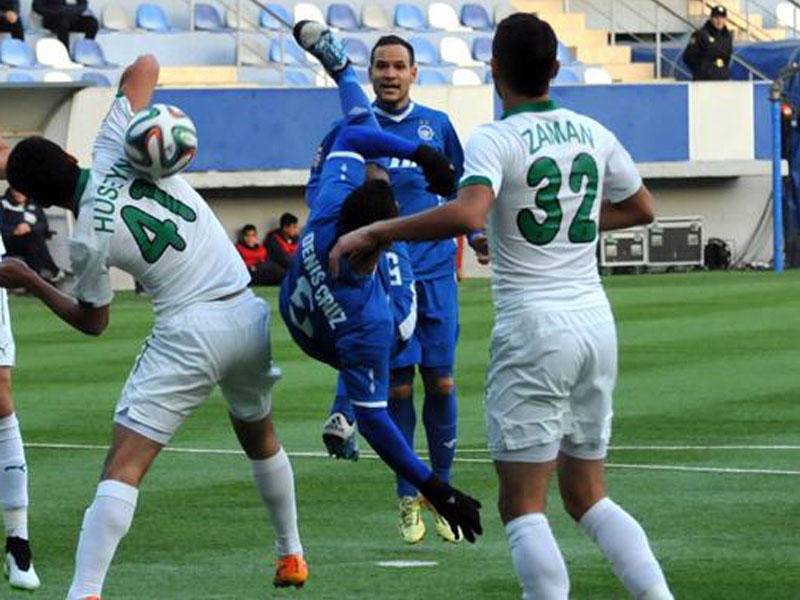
279;20;482;543
368;35;471;543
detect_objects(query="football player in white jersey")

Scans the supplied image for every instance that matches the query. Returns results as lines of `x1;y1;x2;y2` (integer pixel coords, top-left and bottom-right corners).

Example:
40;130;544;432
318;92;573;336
330;13;673;600
0;192;40;591
0;55;307;598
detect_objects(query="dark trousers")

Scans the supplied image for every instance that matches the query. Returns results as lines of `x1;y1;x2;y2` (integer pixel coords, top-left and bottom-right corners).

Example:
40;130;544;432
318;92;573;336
250;261;287;286
4;233;60;277
42;13;98;48
0;16;24;40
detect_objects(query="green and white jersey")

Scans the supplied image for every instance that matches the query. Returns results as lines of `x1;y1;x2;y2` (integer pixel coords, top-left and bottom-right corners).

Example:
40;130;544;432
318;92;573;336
69;95;250;320
460;100;642;312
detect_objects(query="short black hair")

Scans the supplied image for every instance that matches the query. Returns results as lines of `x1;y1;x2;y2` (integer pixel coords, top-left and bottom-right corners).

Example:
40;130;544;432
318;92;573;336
493;13;557;97
242;224;257;234
7;136;79;208
370;35;415;67
337;179;398;238
280;213;299;229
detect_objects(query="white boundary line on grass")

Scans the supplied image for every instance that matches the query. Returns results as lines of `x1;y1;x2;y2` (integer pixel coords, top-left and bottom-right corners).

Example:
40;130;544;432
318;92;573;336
455;445;800;452
23;442;800;476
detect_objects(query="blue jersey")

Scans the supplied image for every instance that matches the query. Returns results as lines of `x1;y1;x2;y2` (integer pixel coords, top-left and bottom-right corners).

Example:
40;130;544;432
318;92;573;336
379;241;416;354
308;103;464;280
374;103;464;280
281;153;393;370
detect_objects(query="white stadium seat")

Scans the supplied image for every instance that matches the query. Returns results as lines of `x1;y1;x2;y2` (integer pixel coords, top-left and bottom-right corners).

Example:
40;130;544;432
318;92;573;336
428;2;466;31
451;68;482;86
440;36;481;67
294;3;325;25
102;4;133;31
36;38;82;69
583;66;613;84
362;3;391;29
43;71;73;82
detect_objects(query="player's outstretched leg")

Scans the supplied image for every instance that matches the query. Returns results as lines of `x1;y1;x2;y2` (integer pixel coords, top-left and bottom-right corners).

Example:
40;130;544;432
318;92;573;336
0;371;40;591
229;414;307;589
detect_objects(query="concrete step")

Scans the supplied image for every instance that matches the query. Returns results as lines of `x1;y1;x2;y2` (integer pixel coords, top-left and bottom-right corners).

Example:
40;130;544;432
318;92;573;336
574;44;631;64
558;27;608;47
159;66;239;86
536;11;586;32
603;62;655;82
512;0;565;14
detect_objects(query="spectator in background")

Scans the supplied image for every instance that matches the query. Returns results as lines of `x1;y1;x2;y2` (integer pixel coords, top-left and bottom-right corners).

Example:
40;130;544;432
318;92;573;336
264;213;300;272
1;188;64;283
33;0;98;49
0;0;24;41
683;5;732;81
235;224;285;286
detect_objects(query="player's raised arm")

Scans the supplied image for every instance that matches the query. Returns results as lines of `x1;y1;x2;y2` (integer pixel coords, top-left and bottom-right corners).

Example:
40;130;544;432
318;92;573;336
0;259;108;336
119;54;160;113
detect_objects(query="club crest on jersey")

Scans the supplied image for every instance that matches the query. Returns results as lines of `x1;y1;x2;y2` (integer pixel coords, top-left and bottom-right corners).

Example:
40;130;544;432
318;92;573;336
417;124;434;142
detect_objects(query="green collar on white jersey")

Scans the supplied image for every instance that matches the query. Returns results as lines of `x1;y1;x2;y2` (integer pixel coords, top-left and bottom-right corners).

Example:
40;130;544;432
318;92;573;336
502;99;557;119
73;168;90;213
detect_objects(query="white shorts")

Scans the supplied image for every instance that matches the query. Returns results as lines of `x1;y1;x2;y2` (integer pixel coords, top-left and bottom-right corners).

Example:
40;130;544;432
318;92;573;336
0;289;15;368
114;290;280;445
486;303;617;463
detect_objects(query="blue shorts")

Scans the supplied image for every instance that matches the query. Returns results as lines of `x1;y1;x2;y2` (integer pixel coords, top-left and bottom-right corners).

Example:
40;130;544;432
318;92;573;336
392;274;459;372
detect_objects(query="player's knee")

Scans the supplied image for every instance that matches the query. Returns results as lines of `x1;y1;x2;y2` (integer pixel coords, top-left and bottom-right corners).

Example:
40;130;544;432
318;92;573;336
389;384;413;402
559;487;598;521
425;376;454;397
0;368;13;417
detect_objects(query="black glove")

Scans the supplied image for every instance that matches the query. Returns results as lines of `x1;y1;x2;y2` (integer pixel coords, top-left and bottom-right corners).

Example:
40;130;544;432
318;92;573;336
413;144;456;197
420;475;483;543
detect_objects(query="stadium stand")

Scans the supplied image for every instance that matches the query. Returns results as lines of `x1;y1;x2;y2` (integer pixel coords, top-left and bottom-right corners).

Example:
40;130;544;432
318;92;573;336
328;3;361;30
194;3;226;32
343;37;370;65
428;2;464;31
72;38;114;68
36;38;81;70
362;3;392;29
460;3;492;30
394;3;427;30
260;4;291;30
1;38;36;68
101;4;133;31
293;3;325;25
136;3;175;33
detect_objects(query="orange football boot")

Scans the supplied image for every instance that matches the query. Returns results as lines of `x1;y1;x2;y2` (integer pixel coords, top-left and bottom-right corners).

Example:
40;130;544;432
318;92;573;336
273;554;308;589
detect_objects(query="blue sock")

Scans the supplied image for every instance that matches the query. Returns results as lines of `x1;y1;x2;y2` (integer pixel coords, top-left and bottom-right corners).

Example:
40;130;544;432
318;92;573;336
335;65;379;129
330;376;356;424
422;386;458;484
388;390;418;498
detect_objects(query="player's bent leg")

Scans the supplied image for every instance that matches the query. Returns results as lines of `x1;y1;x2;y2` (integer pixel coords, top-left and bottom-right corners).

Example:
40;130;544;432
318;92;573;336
322;377;359;461
0;369;39;591
68;424;163;600
228;413;306;589
420;368;460;543
494;454;569;600
558;451;673;600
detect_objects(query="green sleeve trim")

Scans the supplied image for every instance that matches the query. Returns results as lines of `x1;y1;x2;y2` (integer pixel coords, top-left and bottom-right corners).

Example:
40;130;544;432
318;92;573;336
459;175;494;190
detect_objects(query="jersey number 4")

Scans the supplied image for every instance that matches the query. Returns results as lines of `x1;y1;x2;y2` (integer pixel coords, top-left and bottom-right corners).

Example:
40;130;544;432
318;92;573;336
517;153;598;246
122;180;197;264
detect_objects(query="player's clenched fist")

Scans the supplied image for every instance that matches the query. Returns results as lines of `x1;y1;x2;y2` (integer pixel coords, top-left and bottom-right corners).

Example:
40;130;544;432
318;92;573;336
413;144;456;197
420;475;483;543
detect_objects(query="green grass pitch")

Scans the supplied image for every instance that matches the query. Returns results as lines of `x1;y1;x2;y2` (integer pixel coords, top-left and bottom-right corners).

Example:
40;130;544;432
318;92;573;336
5;271;800;599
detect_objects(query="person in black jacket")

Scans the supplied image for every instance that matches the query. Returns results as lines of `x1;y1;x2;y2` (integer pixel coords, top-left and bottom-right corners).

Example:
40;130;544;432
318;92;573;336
0;0;24;41
33;0;98;49
683;5;733;81
1;189;64;282
263;212;300;273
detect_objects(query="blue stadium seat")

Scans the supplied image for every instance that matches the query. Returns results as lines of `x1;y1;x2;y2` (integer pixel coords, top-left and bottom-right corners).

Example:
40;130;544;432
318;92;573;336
553;66;582;84
484;69;492;84
327;3;360;31
260;4;291;30
268;38;306;65
284;69;313;86
1;39;36;68
460;4;492;30
72;39;112;67
194;3;225;31
81;71;112;86
6;71;36;83
137;4;173;32
417;68;447;85
343;37;369;66
409;36;438;65
472;36;492;63
557;42;576;65
394;4;427;30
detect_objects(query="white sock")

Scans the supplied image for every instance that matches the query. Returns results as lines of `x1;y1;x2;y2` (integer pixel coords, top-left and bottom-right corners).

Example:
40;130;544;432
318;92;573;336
580;497;673;600
505;513;570;600
0;413;28;540
251;448;302;556
67;480;138;600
